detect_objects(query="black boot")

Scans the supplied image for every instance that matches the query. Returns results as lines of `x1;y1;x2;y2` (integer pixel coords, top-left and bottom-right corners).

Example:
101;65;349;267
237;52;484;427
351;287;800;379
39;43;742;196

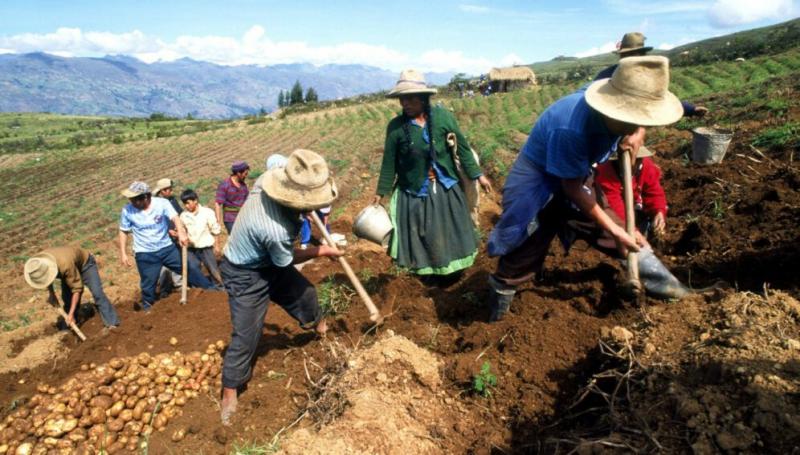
488;276;516;322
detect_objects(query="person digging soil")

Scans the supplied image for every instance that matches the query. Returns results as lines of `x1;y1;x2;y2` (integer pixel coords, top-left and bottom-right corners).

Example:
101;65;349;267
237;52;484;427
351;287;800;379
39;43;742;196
487;56;688;322
219;149;342;426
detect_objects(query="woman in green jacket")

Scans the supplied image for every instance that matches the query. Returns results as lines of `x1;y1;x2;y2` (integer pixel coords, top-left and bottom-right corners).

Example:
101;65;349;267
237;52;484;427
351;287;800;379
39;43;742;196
373;69;492;279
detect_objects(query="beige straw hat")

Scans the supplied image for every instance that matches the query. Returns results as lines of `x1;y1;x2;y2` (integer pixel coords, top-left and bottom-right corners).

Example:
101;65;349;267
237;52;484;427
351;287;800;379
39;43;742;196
615;32;653;55
24;253;58;289
262;149;338;210
585;56;683;127
121;181;151;198
151;178;173;196
386;69;438;98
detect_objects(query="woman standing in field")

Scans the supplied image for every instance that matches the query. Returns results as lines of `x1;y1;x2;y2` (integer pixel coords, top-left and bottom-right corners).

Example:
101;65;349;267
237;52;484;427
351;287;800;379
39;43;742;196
373;69;491;281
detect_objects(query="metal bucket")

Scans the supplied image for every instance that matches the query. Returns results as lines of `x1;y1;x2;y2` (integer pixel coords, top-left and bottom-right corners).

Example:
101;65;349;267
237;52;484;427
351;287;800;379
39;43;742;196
353;204;393;248
691;127;733;164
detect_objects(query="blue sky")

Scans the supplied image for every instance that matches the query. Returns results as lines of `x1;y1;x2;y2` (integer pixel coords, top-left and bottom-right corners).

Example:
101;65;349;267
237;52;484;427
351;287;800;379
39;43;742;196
0;0;796;73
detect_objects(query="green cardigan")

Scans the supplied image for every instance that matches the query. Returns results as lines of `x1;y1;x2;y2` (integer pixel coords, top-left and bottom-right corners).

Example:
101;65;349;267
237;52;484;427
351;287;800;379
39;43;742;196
376;105;482;196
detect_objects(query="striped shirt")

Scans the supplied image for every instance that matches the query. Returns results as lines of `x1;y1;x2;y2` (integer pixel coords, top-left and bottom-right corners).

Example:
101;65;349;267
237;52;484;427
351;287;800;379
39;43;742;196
223;191;300;268
215;177;249;223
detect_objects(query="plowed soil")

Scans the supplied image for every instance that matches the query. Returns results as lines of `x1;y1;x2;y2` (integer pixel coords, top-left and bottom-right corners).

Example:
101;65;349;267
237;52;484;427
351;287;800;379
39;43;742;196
2;105;800;453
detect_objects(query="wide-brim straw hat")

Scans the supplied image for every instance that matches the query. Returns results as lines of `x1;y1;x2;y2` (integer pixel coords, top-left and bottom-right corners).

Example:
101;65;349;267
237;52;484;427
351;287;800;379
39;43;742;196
609;145;654;160
386;69;438;98
121;181;151;198
151;178;173;195
24;253;58;289
262;149;338;210
615;32;653;55
585;56;683;126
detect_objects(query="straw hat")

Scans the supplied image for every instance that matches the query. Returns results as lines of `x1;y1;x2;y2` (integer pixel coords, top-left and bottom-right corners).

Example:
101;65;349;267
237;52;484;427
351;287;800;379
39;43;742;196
151;178;173;195
121;181;151;198
262;149;338;210
24;253;58;289
386;69;437;98
609;145;653;160
585;56;683;126
615;32;653;55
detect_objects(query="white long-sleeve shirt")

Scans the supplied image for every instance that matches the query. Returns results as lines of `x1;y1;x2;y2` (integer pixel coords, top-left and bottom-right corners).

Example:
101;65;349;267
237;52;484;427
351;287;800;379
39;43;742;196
180;205;221;249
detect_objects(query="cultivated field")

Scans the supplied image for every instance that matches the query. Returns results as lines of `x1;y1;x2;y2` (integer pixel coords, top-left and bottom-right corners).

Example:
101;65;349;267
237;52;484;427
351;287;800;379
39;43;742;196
0;46;799;453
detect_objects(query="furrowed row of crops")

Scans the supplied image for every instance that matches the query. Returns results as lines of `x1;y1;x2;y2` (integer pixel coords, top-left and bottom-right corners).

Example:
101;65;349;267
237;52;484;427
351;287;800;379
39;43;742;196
0;49;797;266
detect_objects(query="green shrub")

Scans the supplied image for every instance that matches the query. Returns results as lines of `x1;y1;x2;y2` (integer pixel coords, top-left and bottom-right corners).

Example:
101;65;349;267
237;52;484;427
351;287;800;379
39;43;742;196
472;361;498;397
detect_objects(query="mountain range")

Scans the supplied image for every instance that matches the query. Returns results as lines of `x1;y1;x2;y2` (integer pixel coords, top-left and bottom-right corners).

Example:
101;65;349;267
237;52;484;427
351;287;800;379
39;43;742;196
0;53;453;119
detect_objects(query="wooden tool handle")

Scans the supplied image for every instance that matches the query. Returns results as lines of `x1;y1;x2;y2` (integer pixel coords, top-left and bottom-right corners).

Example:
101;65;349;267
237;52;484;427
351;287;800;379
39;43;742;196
180;244;188;304
54;306;87;341
310;212;383;323
621;150;640;283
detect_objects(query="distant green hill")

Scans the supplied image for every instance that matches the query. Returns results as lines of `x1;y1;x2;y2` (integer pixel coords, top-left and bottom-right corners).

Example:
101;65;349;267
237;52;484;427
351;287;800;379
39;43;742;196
529;17;800;84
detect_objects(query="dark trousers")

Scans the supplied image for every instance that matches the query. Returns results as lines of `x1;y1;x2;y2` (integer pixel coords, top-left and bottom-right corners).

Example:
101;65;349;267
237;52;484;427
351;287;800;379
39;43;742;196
190;246;223;284
224;221;235;234
494;196;619;286
220;258;321;389
135;245;214;309
60;254;120;327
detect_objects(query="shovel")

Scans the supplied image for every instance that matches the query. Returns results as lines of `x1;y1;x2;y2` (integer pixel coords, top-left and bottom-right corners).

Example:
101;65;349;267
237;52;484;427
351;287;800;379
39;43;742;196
620;149;642;297
180;244;188;305
310;211;383;323
51;302;87;342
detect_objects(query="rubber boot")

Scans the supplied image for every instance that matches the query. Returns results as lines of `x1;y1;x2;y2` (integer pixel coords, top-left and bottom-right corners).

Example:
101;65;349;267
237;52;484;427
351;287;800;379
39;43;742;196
488;275;516;322
637;247;690;300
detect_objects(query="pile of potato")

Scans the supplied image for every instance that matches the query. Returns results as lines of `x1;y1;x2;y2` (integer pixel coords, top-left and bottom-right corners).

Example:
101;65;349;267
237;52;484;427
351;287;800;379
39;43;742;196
0;340;225;454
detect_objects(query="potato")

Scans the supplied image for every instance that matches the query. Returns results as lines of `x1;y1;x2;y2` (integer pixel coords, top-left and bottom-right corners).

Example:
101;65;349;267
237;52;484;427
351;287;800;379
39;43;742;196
136;388;147;399
66;428;86;443
88;396;112;410
42;437;58;447
137;353;150;366
0;444;7;454
78;389;92;403
88;408;105;425
14;442;32;455
107;418;124;432
153;414;168;431
131;401;146;421
141;412;152;424
108;358;124;370
108;401;124;418
135;377;151;387
171;427;186;442
175;368;192;380
126;440;139;452
156;393;173;403
77;415;92;429
164;365;178;377
118;410;133;423
44;418;73;438
105;441;124;454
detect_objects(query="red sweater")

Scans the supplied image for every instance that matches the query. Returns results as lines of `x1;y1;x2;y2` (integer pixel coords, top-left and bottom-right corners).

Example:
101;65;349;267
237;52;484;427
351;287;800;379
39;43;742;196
595;157;667;222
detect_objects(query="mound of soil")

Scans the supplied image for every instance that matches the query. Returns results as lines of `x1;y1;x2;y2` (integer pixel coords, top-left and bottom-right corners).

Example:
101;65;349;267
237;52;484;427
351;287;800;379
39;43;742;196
280;332;463;454
537;290;800;453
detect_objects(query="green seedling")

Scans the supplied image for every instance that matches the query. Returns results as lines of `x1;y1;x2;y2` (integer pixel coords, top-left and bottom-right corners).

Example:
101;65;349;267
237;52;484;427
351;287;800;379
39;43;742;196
472;361;498;398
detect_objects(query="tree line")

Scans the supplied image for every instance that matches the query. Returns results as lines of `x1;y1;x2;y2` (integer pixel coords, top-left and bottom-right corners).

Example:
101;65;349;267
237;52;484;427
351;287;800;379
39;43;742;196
277;80;318;108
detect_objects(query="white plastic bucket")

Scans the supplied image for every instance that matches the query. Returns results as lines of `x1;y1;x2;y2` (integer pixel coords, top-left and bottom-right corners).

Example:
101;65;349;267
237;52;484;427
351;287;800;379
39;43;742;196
353;204;393;248
691;127;733;164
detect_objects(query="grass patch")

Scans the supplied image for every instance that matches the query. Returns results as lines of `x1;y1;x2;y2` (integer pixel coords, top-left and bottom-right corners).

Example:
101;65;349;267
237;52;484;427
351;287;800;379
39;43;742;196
317;276;354;316
752;122;800;149
0;308;37;332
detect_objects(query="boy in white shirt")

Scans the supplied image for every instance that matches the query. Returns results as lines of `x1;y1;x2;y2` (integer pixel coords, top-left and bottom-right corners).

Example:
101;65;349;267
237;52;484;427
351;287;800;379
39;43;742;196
180;189;223;285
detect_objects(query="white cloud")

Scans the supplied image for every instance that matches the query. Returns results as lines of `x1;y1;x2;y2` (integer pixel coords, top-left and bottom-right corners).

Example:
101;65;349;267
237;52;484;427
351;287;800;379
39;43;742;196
707;0;795;27
0;26;509;73
574;41;618;58
459;4;491;13
658;43;676;50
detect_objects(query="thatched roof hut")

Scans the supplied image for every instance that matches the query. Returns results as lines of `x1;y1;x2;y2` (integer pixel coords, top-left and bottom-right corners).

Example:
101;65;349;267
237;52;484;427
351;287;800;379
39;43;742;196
487;66;536;92
489;66;536;83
